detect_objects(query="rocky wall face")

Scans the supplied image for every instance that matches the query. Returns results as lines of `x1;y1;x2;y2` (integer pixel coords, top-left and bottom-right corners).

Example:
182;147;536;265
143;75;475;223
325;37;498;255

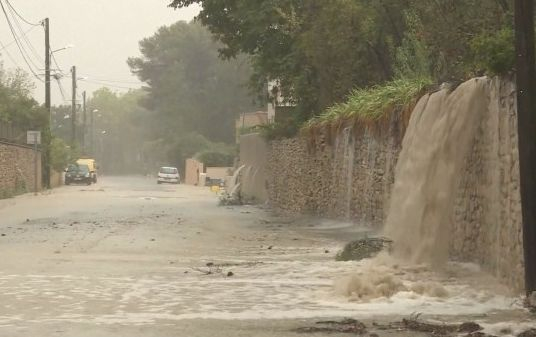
267;109;405;226
451;78;523;292
0;142;41;195
266;77;523;292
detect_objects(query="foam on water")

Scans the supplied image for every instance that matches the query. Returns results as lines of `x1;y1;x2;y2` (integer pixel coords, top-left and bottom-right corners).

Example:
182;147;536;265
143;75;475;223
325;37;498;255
0;243;522;325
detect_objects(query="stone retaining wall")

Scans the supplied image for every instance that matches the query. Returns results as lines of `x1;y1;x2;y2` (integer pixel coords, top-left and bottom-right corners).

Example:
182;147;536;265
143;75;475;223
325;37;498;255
266;77;524;292
0;141;41;195
450;78;523;291
267;109;406;226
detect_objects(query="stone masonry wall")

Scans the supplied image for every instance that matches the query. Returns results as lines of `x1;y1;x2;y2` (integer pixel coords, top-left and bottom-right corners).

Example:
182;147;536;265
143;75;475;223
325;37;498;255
450;78;523;291
266;77;523;292
267;108;406;226
0;141;42;194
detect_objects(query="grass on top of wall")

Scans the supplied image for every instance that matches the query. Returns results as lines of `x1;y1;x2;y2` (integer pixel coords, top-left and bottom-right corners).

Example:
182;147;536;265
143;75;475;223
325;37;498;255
303;77;432;132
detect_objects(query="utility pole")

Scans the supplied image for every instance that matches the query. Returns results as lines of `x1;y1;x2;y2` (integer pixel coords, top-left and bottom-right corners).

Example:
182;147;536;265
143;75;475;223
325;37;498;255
515;0;536;297
43;17;51;188
45;18;51;119
91;109;95;156
82;91;86;150
71;65;77;144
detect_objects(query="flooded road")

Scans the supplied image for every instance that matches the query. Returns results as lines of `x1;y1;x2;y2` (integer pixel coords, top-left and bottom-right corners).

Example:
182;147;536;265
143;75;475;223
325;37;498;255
0;177;532;336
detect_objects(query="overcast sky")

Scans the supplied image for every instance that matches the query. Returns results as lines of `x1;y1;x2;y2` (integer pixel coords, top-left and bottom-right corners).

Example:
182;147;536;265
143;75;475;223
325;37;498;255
0;0;200;106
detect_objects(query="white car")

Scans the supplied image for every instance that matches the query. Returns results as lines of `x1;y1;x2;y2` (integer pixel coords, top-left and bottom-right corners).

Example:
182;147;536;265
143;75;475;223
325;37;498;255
157;166;180;184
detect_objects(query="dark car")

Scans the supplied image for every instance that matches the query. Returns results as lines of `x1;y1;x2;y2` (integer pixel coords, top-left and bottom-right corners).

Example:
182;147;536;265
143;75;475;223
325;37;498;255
65;164;92;185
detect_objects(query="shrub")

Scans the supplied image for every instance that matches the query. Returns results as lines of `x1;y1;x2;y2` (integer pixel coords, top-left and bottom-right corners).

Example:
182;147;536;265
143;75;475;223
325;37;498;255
336;237;392;261
49;137;78;171
196;150;234;167
469;26;515;76
304;77;432;130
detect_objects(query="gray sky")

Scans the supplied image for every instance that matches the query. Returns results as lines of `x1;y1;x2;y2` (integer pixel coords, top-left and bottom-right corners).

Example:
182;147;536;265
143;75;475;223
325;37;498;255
0;0;200;105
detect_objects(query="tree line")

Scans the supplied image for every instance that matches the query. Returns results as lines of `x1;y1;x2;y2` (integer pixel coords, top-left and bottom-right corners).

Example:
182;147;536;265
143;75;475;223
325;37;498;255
169;0;514;126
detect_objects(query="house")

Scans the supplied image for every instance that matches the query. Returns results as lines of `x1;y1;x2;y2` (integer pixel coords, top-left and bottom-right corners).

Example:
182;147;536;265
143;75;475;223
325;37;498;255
235;111;269;143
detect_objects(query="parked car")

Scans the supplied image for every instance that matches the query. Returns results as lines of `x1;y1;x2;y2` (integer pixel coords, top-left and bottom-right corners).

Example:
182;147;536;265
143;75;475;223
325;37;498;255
65;164;92;185
157;166;180;184
76;158;98;183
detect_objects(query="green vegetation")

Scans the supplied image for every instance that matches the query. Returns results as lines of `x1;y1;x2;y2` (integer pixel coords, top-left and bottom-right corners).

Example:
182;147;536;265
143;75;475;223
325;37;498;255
304;77;432;131
83;88;149;174
128;21;258;144
196;150;234;167
0;1;518;183
336;237;392;262
469;26;515;76
49;137;79;171
257;120;302;141
169;0;512;130
0;68;47;128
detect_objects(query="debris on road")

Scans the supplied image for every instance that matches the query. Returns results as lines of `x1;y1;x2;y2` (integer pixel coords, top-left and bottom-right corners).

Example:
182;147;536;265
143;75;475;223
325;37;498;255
192;264;222;275
295;318;367;334
219;192;242;206
519;329;536;337
400;314;487;336
336;237;392;261
370;314;490;336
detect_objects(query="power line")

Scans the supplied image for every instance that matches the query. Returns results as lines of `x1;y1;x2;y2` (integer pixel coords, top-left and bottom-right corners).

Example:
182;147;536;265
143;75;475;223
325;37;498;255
50;50;64;74
78;73;142;85
0;0;43;82
5;0;40;26
78;78;141;90
0;24;38;52
54;76;66;101
5;1;43;64
0;37;21;67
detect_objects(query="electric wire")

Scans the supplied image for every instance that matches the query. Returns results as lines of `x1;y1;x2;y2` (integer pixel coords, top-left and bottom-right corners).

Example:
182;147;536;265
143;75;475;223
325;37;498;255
0;24;38;52
5;1;43;64
50;52;63;74
5;0;40;26
1;0;42;70
0;37;21;67
78;78;140;90
78;73;142;85
0;0;43;81
55;76;66;101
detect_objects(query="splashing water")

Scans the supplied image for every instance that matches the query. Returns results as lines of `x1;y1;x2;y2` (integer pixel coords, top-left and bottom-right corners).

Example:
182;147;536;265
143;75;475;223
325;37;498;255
332;78;523;309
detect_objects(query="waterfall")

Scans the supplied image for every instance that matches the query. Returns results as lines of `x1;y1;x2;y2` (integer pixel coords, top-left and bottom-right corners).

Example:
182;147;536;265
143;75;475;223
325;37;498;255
383;78;489;265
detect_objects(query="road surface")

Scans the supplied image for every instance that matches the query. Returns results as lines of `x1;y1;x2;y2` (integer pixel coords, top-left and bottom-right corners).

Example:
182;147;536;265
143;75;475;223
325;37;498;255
0;176;532;337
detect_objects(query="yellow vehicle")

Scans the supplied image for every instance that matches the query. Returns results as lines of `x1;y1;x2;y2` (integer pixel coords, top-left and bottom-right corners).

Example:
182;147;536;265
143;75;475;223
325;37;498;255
76;158;98;183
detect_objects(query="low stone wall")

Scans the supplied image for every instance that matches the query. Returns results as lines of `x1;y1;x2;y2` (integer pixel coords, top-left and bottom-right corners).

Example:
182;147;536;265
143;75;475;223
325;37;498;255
0;141;41;195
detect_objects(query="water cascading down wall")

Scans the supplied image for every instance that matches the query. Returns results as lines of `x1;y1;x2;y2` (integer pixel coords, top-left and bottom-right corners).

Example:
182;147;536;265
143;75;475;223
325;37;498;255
266;76;524;292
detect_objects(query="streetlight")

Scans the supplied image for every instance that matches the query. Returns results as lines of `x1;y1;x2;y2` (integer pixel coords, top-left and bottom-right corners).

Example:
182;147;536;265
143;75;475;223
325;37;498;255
51;44;74;54
50;44;74;75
